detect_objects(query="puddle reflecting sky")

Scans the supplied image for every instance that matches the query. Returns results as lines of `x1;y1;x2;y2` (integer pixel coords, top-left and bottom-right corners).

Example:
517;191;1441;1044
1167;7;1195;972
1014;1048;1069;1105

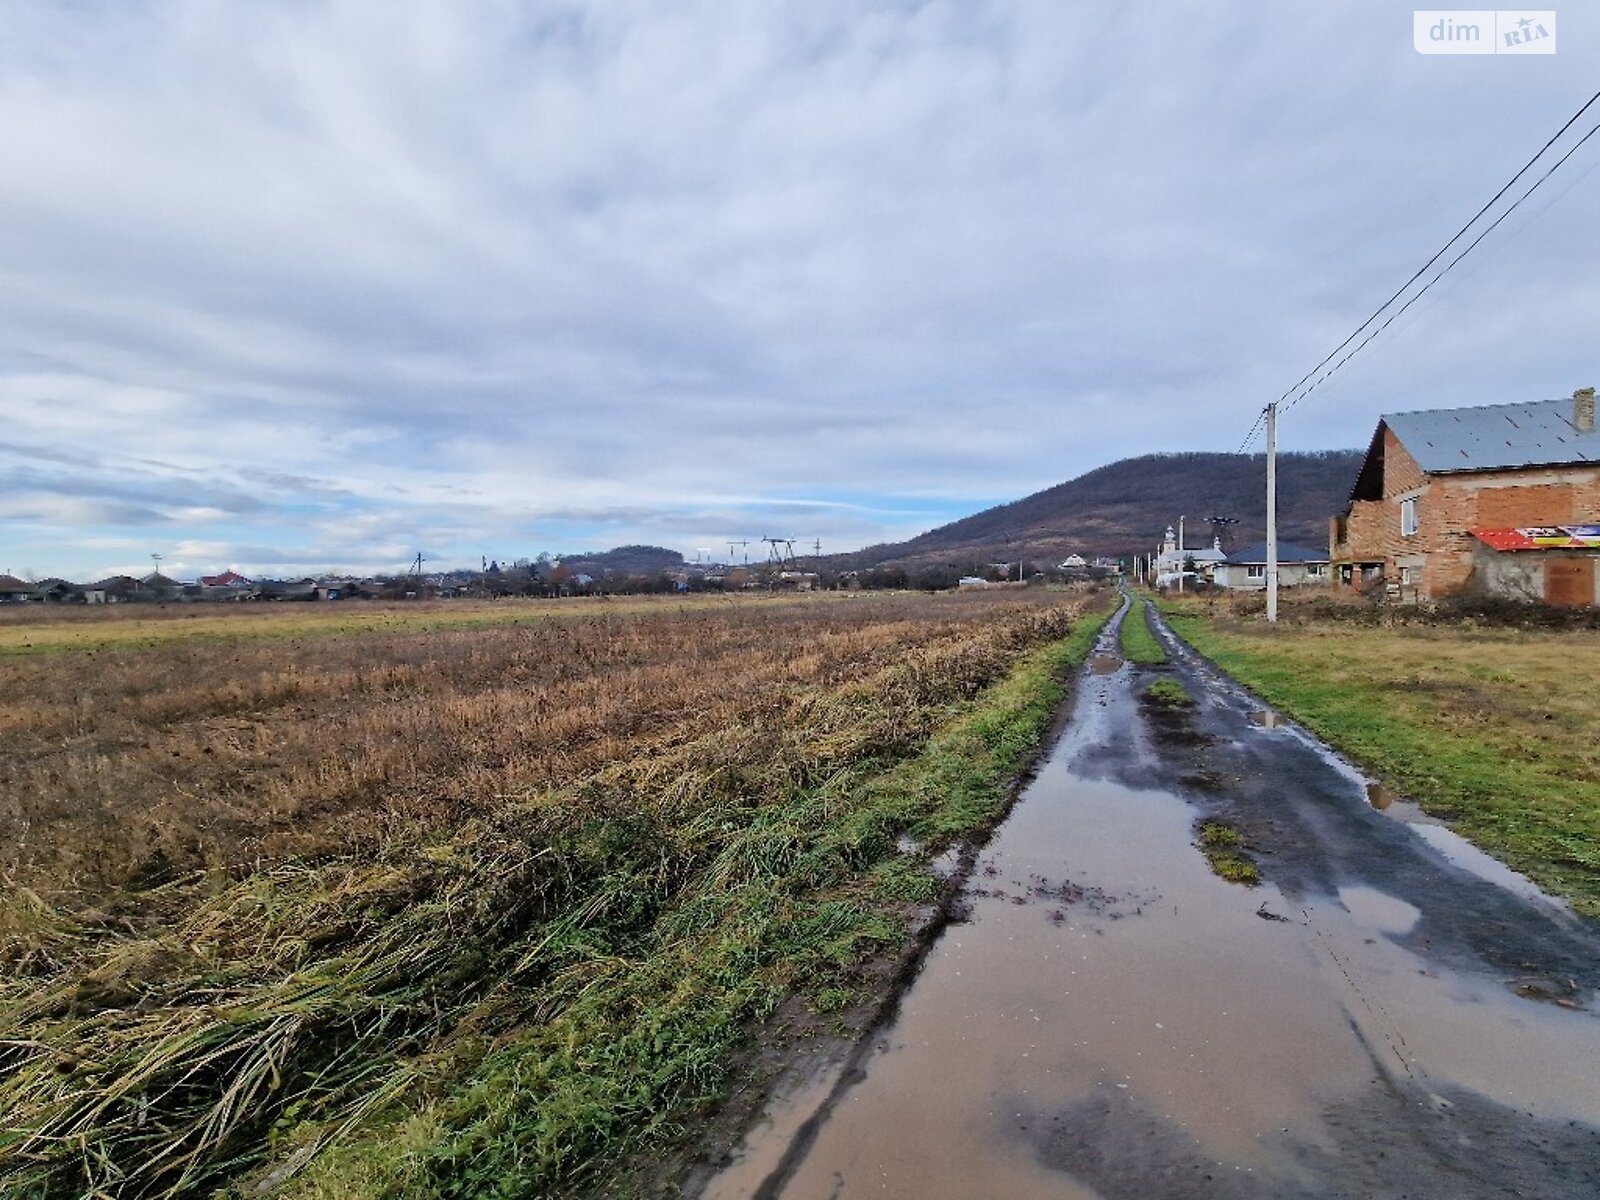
704;606;1600;1199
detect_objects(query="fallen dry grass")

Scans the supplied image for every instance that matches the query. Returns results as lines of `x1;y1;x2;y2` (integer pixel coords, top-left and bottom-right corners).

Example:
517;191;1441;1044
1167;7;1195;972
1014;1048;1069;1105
1;594;963;905
0;593;748;656
0;587;1106;1199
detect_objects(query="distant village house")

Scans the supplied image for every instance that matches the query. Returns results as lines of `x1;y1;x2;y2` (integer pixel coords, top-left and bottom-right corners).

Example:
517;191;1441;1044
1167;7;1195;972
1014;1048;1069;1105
0;574;35;603
1212;542;1329;591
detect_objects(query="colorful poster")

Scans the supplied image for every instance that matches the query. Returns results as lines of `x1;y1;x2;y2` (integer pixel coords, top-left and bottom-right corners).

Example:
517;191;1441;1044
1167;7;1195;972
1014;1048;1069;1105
1475;526;1600;551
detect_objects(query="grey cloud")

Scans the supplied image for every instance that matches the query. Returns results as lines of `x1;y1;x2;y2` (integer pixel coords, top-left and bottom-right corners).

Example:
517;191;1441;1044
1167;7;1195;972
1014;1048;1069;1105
1;2;1596;576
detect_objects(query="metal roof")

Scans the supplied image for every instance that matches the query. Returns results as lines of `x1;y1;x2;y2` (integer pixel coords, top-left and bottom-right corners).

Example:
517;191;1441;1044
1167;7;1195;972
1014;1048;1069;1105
1221;541;1328;565
1383;398;1600;473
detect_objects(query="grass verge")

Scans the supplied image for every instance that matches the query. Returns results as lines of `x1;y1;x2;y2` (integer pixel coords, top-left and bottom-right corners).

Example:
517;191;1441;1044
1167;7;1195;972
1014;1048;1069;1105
1157;598;1600;917
1119;596;1167;666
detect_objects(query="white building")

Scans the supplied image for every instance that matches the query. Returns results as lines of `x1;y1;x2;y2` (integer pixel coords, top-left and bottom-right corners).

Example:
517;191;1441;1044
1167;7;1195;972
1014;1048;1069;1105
1153;525;1227;586
1212;542;1331;590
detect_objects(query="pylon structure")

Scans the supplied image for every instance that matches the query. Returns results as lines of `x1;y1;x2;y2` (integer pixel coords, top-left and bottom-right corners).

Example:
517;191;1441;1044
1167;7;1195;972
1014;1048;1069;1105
1206;516;1239;553
762;537;796;567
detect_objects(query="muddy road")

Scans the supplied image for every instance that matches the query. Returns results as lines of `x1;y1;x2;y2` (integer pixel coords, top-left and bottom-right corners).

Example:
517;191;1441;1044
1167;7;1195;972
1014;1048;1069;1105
696;594;1600;1199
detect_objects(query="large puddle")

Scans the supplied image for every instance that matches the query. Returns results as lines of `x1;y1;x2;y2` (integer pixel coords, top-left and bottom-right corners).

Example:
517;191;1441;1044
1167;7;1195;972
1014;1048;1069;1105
1363;782;1564;908
705;611;1600;1198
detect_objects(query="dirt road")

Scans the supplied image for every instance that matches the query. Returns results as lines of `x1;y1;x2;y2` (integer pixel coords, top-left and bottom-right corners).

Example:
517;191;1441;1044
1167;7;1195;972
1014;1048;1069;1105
698;594;1600;1199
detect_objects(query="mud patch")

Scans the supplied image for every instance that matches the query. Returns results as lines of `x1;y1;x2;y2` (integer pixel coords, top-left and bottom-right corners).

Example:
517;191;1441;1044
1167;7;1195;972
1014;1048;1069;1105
1156;723;1216;747
1089;653;1122;675
1509;974;1585;1009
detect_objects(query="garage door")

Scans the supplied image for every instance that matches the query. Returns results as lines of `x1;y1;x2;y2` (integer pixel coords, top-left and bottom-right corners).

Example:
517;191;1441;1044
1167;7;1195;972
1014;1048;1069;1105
1545;558;1595;607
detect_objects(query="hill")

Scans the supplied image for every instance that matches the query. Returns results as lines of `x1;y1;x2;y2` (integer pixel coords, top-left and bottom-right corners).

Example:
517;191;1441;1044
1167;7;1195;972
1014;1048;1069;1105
841;450;1363;570
562;544;684;575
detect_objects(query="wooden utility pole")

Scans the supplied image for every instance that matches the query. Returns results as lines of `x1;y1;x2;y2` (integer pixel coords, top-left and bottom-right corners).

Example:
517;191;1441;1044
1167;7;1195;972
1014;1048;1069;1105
1266;402;1279;624
1177;515;1185;594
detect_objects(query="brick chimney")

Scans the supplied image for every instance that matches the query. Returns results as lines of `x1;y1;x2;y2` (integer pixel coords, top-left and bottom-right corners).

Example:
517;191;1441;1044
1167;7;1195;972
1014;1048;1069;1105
1576;386;1597;434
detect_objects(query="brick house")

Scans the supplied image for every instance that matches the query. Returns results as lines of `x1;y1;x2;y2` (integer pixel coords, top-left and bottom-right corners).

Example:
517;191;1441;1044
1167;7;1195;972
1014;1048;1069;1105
1330;387;1600;603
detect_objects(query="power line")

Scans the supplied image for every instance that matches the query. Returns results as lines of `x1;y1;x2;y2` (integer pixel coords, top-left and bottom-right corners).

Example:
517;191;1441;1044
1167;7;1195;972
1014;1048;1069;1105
1281;116;1600;416
1241;87;1600;448
1236;408;1268;454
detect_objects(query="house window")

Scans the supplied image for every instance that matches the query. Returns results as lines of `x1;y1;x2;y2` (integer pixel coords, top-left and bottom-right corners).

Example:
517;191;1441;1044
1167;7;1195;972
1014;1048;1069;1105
1246;565;1264;579
1401;565;1422;587
1307;564;1326;577
1400;497;1418;537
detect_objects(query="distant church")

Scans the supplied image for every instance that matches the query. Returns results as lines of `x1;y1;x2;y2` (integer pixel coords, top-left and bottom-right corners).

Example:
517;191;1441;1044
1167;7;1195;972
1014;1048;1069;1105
1153;525;1226;585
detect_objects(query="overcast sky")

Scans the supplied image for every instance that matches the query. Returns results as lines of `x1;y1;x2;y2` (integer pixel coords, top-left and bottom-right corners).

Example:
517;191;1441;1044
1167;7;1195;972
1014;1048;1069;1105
1;1;1595;580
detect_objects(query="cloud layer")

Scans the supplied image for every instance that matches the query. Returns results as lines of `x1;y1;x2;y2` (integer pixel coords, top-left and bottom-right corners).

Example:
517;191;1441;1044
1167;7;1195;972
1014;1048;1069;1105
2;1;1596;579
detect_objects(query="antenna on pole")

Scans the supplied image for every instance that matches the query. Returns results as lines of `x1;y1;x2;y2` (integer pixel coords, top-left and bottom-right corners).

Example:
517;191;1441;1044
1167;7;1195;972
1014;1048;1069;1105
410;552;424;579
813;538;821;557
1206;515;1239;553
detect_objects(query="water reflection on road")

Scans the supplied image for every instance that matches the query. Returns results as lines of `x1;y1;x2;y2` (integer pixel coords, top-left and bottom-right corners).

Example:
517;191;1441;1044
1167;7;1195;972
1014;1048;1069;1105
704;605;1600;1199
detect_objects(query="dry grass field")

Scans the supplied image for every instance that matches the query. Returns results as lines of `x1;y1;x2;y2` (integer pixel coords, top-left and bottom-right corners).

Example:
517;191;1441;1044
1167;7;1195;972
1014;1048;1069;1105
0;589;1110;1199
0;594;913;904
0;593;744;656
1158;593;1600;916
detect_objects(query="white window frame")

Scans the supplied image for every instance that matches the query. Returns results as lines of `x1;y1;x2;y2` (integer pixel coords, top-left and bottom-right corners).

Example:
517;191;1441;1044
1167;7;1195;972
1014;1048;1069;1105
1400;497;1418;537
1246;564;1264;579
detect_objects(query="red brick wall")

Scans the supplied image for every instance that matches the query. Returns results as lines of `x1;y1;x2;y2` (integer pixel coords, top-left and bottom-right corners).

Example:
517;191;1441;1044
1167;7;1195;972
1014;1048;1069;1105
1381;429;1427;498
1331;427;1600;600
1476;483;1579;526
1418;466;1600;598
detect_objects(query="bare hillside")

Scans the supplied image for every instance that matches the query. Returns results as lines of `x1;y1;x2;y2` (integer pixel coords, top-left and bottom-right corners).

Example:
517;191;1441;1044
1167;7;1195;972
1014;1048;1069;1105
840;450;1362;569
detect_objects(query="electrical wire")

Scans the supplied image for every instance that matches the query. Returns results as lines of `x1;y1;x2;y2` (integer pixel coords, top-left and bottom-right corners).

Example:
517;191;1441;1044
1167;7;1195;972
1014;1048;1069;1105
1282;116;1600;416
1239;88;1600;449
1236;408;1267;454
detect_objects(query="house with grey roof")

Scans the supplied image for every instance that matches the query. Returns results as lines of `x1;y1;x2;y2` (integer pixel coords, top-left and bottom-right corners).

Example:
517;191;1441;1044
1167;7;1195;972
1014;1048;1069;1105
1331;386;1600;604
1213;542;1329;591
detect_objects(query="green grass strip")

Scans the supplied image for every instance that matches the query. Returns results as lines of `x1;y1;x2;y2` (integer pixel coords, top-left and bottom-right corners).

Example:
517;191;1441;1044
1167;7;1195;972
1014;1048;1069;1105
1119;596;1167;666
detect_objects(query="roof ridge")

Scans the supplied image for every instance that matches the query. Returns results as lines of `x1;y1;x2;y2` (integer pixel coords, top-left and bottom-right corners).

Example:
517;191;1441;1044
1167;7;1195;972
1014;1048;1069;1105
1381;397;1569;421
